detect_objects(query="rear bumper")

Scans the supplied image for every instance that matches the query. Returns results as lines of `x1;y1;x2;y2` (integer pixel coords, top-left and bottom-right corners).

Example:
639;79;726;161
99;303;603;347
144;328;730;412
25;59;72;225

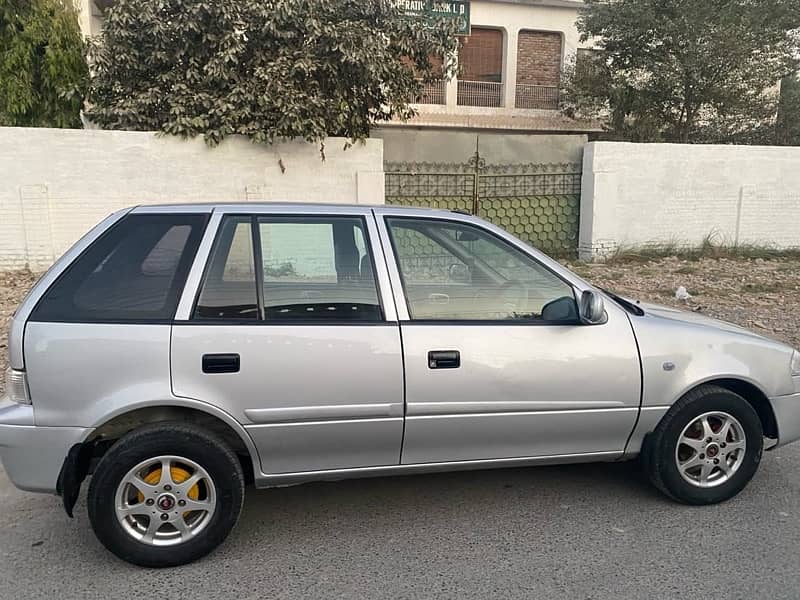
770;392;800;448
0;399;89;493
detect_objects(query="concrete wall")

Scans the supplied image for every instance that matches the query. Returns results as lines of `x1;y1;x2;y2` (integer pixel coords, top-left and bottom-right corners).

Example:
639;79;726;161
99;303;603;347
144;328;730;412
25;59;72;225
580;142;800;260
0;128;384;270
374;129;587;165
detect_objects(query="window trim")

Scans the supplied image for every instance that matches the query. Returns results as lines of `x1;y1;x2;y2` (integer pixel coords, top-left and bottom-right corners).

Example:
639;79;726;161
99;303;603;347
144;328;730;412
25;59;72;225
190;213;388;325
28;213;209;325
383;215;582;326
190;214;260;323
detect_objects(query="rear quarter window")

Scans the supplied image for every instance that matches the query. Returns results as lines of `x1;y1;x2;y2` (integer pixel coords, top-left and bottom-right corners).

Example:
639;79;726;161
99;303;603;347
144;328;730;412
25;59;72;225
30;213;208;323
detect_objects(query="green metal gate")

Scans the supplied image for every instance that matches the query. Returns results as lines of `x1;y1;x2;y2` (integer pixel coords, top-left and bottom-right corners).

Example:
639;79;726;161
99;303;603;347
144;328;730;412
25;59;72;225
385;150;581;256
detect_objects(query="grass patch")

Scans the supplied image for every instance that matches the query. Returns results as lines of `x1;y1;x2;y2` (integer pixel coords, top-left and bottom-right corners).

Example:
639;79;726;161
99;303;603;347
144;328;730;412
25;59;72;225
675;266;698;275
600;235;800;265
740;282;794;294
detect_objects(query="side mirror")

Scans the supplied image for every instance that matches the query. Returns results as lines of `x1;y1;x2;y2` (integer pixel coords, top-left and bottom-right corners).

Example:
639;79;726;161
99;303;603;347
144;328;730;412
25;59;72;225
448;263;470;283
579;290;606;324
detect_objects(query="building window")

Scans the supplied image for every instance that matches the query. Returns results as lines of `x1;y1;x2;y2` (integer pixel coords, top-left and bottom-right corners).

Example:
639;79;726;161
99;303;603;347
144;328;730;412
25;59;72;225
515;31;562;110
457;28;504;107
414;55;446;105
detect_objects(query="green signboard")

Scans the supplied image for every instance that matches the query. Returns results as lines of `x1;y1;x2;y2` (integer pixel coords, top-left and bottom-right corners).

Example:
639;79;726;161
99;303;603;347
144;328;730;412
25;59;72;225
398;1;471;36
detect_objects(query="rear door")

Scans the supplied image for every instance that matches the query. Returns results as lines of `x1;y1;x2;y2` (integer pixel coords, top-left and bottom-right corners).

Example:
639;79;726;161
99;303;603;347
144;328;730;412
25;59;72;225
376;209;642;464
171;206;404;474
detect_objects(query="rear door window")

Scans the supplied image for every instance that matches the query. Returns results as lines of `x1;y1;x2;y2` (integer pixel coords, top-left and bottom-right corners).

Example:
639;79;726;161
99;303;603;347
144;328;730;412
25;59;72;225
30;213;208;323
194;215;383;322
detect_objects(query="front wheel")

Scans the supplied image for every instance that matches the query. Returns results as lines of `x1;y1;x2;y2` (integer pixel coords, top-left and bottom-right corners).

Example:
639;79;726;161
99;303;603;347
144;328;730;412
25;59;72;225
643;385;763;505
87;422;245;567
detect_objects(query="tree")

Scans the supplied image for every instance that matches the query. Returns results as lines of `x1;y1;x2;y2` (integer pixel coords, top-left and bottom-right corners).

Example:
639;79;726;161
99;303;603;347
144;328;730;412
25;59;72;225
561;0;800;143
86;0;459;146
0;0;88;128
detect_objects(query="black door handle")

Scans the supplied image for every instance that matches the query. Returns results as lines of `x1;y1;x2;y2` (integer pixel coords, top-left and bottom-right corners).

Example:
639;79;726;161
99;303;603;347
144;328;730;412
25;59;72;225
428;350;460;369
202;353;240;374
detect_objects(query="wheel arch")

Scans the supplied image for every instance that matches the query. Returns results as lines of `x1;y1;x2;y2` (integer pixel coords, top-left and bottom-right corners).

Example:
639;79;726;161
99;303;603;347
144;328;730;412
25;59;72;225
58;401;260;518
627;376;778;459
697;378;778;440
84;401;260;474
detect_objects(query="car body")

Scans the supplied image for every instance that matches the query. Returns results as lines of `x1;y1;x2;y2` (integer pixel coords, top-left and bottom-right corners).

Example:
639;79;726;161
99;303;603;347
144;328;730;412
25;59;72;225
2;202;800;566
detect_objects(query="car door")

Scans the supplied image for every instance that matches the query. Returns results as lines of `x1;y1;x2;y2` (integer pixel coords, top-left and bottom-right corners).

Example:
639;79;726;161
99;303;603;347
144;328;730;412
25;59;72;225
171;207;404;474
375;209;642;464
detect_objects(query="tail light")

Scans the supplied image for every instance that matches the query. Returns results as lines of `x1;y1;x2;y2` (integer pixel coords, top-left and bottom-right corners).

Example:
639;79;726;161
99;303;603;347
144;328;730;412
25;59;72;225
4;368;31;405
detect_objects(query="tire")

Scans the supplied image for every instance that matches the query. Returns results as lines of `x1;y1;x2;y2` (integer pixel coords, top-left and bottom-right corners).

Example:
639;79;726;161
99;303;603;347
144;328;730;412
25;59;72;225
642;385;763;505
87;422;245;567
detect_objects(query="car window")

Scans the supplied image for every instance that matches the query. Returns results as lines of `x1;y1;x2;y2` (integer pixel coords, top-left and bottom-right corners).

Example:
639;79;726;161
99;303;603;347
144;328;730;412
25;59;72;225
195;216;259;320
389;225;467;285
386;217;578;322
257;216;382;321
194;215;383;322
30;214;207;323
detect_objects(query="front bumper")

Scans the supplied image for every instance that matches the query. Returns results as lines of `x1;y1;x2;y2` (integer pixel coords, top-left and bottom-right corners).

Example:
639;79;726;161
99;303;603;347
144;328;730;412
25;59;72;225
0;399;89;493
770;392;800;448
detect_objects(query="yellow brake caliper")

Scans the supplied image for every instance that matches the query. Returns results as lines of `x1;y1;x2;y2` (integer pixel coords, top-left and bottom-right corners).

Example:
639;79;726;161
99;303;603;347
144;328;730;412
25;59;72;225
137;465;200;518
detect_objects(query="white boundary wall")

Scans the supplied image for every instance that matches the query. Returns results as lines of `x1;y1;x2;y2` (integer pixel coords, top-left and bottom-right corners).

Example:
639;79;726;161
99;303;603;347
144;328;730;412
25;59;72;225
579;142;800;260
0;128;384;270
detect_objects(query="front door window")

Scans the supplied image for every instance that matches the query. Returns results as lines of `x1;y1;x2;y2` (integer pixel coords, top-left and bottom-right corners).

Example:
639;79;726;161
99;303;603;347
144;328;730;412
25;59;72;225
385;217;577;322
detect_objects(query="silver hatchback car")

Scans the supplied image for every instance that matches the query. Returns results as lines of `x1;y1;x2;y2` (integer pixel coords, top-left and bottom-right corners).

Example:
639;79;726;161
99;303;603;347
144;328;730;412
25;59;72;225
2;203;800;567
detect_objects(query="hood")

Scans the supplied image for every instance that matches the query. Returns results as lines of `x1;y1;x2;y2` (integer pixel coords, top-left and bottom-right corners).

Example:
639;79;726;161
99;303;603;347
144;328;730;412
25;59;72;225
634;300;772;341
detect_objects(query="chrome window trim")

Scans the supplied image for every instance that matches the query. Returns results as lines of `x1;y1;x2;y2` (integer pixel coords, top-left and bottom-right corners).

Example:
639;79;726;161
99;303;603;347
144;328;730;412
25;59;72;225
373;209;411;321
174;211;224;321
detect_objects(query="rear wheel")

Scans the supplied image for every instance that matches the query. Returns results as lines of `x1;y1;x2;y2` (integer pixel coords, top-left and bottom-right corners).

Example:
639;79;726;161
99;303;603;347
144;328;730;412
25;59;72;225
643;385;763;505
87;422;245;567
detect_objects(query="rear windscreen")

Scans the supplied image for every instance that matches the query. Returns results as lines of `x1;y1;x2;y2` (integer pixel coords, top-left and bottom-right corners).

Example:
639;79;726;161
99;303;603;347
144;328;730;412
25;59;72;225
30;213;208;323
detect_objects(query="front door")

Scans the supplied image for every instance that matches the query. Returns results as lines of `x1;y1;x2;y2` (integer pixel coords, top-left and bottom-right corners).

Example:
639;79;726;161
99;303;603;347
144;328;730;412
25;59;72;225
172;210;404;474
377;212;641;464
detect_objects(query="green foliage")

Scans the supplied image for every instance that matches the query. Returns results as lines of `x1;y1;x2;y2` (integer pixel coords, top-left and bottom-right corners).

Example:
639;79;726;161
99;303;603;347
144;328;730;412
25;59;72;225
0;0;88;128
86;0;459;146
562;0;800;143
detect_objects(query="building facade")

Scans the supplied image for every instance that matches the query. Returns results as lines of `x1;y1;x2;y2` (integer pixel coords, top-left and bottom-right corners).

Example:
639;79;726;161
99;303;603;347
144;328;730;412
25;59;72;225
404;0;596;134
76;0;594;134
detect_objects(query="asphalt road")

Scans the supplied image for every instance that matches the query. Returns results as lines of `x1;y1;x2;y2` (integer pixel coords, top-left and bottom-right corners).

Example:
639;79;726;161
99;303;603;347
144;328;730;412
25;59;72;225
1;447;799;600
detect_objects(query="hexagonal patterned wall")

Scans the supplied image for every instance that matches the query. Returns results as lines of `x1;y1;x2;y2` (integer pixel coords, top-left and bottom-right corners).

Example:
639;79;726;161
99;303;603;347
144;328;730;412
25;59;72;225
385;160;581;256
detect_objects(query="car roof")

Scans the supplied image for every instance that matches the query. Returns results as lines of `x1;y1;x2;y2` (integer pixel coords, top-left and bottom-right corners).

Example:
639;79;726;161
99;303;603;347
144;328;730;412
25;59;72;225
130;202;459;216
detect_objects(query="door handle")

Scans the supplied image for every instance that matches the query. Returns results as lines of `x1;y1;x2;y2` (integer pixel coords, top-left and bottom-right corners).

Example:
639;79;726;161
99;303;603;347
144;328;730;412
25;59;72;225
428;350;460;370
202;353;240;374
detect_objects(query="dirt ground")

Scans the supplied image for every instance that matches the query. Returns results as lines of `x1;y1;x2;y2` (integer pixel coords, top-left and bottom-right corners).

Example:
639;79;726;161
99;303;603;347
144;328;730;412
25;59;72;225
566;256;800;350
2;257;799;392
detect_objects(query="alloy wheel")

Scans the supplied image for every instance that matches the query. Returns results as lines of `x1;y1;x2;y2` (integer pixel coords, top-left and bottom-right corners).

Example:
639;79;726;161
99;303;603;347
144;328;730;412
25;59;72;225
674;411;747;488
113;455;217;546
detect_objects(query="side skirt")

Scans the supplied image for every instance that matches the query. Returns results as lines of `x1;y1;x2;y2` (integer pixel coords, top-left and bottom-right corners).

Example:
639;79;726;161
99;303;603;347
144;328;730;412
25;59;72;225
253;450;625;489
